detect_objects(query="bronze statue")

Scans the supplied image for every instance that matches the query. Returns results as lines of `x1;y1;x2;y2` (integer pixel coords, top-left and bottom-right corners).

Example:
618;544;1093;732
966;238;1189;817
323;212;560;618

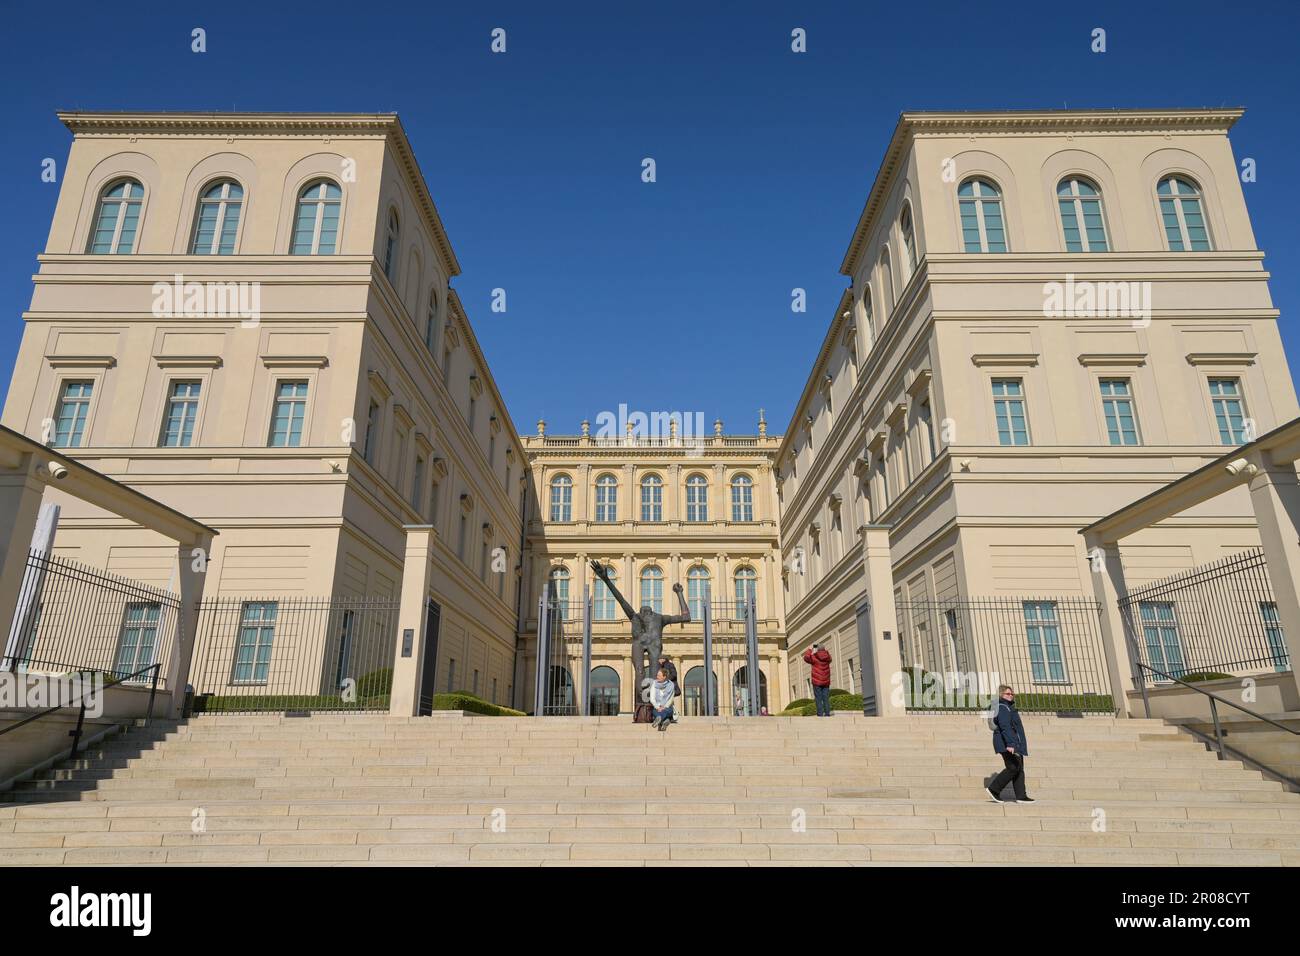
589;560;691;700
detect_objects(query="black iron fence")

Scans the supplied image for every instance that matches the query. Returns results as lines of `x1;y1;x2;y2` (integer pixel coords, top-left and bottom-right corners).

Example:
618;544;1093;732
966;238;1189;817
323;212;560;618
895;596;1114;714
188;595;399;713
535;595;581;715
1;550;181;688
1118;548;1290;687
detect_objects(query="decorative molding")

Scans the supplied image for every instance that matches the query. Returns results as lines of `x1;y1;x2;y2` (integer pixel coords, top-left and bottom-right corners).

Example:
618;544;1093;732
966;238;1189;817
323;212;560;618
885;401;909;427
1078;353;1148;368
154;354;222;369
853;455;872;477
263;355;328;369
866;431;887;453
1185;351;1257;367
48;355;116;369
468;372;483;397
905;368;933;397
430;456;448;479
458;491;474;512
971;353;1039;368
392;404;415;429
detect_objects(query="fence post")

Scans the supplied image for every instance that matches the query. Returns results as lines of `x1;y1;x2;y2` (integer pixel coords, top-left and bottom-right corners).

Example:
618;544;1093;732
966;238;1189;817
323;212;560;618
534;595;549;717
581;586;591;717
1082;535;1141;719
861;525;905;716
1245;453;1300;707
745;593;760;715
390;525;436;716
165;533;213;719
702;587;715;716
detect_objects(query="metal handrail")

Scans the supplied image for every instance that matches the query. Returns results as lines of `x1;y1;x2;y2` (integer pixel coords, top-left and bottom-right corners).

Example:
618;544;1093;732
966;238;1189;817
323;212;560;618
0;662;163;758
1133;660;1298;773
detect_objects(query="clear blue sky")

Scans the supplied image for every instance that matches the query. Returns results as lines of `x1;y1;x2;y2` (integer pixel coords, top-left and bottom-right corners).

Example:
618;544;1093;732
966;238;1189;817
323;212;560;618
2;0;1297;439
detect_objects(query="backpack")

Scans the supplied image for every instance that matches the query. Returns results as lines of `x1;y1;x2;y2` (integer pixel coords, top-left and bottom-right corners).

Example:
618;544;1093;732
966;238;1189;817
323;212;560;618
634;702;654;723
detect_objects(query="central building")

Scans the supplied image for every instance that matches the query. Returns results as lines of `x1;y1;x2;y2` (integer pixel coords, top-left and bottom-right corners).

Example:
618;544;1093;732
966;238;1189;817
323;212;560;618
517;417;787;715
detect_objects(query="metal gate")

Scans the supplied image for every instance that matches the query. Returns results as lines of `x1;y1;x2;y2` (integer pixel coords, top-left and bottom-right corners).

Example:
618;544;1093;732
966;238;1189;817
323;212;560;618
188;595;400;714
534;591;581;715
692;592;763;716
894;596;1114;714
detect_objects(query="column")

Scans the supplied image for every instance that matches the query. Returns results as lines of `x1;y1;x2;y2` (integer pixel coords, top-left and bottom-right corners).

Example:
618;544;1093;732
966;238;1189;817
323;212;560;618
164;533;214;717
1082;535;1140;718
861;526;905;716
1246;453;1300;704
390;525;436;716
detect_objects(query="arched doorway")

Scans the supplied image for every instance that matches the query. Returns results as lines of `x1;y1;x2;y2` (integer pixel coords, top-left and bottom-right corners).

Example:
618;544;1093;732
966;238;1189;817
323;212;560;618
732;665;768;715
683;666;717;716
589;665;620;716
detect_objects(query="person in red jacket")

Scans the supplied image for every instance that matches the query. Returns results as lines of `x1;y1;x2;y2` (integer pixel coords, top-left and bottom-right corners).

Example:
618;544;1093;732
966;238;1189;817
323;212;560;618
803;643;833;717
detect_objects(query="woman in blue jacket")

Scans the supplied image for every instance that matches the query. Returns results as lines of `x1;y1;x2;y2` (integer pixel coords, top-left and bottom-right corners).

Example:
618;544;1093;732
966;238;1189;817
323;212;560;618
986;685;1034;803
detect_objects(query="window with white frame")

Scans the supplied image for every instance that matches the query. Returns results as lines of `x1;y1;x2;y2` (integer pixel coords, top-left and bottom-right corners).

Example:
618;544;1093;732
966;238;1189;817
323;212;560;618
687;566;710;619
114;602;161;680
53;381;94;448
362;400;380;465
593;566;617;620
1057;177;1109;252
731;474;754;521
549;475;573;521
1209;378;1247;445
160;380;201;447
1138;601;1185;680
641;474;663;521
88;180;143;254
268;380;308;447
232;601;277;683
594;473;618;522
900;204;917;276
1260;602;1290;672
291;180;341;255
733;566;757;614
640;566;663;612
992;379;1029;446
1022;601;1066;683
1157;176;1212;251
958;178;1007;253
685;474;709;522
1099;378;1141;446
190;180;243;255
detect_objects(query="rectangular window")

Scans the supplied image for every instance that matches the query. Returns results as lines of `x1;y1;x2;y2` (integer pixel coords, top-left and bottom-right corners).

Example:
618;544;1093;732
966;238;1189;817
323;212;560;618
640;481;662;522
413;456;425;512
468;395;477;431
488;432;496;469
114;602;161;681
53;381;93;448
918;398;936;464
334;609;354;689
1023;601;1066;683
992;379;1029;446
363;400;380;465
1138;601;1185;681
430;481;440;530
447;658;456;693
457;513;468;561
594;574;616;620
496;549;505;598
442;347;452;384
492;677;498;704
160;381;201;447
473;669;480;695
1260;602;1290;673
268;381;308;447
232;601;277;683
479;540;489;580
1099;379;1141;446
1209;378;1247;445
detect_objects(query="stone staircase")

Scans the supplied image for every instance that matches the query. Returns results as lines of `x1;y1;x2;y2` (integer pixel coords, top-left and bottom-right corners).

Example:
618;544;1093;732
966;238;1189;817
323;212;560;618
2;713;1298;866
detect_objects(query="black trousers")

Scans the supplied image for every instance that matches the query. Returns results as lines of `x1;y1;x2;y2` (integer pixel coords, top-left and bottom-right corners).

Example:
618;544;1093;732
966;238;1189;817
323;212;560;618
989;752;1027;800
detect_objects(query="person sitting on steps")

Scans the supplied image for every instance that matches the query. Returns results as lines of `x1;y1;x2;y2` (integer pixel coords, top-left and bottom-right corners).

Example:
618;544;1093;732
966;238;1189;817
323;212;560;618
650;668;675;732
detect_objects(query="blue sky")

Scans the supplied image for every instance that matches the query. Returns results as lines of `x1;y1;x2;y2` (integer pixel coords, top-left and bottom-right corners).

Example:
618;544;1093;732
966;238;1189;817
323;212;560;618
1;0;1297;438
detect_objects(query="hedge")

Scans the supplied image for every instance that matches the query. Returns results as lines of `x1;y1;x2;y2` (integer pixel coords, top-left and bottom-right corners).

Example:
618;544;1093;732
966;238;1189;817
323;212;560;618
431;693;524;716
1179;672;1235;683
192;693;390;713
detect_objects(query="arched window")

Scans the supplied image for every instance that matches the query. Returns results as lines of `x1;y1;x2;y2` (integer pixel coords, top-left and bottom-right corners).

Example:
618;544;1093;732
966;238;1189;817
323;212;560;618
291;180;341;255
683;666;717;716
1057;177;1109;252
685;474;709;522
547;566;570;608
88;179;144;254
900;204;917;277
640;566;663;612
734;566;757;615
383;209;400;282
733;664;768;714
1157;176;1211;251
592;565;618;620
861;284;874;338
958;178;1007;253
549;475;572;521
594;474;618;523
731;474;754;522
589;665;620;716
190;180;243;255
687;565;710;619
640;474;663;522
878;248;895;314
425;290;439;351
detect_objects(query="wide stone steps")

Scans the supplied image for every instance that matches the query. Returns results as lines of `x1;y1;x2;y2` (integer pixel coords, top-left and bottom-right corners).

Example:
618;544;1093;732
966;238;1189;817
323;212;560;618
3;714;1297;865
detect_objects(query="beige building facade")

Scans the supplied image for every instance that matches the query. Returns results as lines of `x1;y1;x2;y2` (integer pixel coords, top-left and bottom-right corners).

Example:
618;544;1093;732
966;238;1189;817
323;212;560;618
779;109;1299;701
1;112;526;708
518;419;787;714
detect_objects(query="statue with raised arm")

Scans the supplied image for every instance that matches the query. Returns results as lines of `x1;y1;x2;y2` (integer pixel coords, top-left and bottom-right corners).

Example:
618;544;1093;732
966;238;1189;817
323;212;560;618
589;560;691;703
